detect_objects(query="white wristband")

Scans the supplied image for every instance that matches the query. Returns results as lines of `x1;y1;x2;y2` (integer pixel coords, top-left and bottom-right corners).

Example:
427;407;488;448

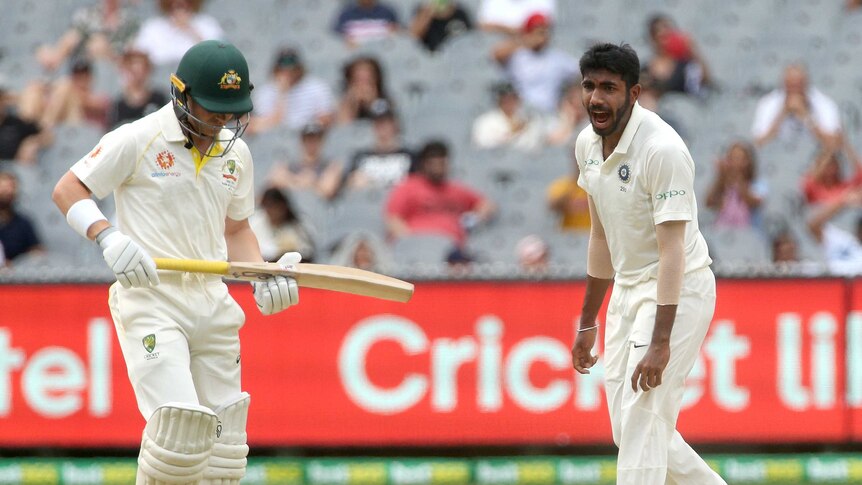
66;199;108;240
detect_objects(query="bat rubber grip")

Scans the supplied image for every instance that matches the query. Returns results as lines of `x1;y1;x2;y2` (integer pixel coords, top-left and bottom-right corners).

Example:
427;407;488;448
153;258;230;276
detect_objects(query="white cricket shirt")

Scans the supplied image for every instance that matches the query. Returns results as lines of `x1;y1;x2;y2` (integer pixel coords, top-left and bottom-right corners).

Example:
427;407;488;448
576;102;711;286
71;104;255;261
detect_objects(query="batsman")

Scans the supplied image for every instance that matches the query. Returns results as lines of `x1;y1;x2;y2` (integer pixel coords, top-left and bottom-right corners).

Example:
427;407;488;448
52;41;299;484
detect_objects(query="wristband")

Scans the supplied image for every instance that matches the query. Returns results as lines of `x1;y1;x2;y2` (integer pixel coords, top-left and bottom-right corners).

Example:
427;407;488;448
66;199;108;240
94;226;118;246
577;324;599;333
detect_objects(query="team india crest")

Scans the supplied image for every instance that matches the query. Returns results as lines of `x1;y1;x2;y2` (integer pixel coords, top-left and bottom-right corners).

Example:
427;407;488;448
218;70;242;90
142;334;156;353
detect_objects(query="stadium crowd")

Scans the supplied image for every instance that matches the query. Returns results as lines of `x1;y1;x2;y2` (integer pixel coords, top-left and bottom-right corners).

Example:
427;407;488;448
2;0;862;278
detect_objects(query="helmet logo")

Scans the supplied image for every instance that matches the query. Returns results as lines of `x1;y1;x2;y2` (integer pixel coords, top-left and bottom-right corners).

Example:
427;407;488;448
218;70;242;90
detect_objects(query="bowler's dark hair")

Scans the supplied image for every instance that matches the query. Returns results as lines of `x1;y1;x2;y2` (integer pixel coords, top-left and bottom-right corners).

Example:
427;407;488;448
579;43;641;89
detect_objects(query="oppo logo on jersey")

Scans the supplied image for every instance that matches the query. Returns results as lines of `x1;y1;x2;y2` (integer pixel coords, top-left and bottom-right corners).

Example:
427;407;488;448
655;189;686;200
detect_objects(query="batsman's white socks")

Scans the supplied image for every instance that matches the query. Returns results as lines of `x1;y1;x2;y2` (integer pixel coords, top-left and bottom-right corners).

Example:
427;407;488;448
137;402;218;485
202;392;251;485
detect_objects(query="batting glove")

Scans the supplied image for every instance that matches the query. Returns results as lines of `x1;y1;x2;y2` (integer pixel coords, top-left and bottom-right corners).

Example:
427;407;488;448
253;252;300;315
97;228;160;289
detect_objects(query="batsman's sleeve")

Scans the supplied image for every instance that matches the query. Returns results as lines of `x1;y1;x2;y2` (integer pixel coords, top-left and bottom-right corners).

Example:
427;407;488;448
70;126;139;199
226;141;255;221
646;142;695;225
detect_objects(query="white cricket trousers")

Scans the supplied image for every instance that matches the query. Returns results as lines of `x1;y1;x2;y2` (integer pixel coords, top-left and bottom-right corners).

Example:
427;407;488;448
604;267;726;485
108;272;246;419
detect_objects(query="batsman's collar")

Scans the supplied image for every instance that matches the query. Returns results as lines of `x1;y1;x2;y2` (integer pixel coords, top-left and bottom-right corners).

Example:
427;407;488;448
613;101;645;155
156;103;188;143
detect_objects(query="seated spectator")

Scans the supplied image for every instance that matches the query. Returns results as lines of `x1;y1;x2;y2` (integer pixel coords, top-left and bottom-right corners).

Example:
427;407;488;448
477;0;555;35
516;234;550;273
341;100;413;192
545;79;588;146
492;13;578;114
807;187;862;275
0;172;42;264
268;123;343;201
547;157;590;232
250;48;336;134
0;83;45;164
107;49;167;129
36;0;140;72
802;135;862;204
249;187;316;263
337;56;393;124
132;0;223;67
333;0;400;47
705;141;767;229
752;63;841;147
329;230;394;273
772;231;800;264
645;14;712;98
410;0;472;52
40;59;110;130
472;81;544;151
386;140;495;246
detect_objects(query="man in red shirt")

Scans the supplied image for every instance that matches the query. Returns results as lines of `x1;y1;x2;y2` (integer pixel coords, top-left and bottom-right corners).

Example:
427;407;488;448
385;140;495;245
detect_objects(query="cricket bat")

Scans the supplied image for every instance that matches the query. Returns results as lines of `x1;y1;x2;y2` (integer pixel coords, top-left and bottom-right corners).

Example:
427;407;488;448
153;258;414;303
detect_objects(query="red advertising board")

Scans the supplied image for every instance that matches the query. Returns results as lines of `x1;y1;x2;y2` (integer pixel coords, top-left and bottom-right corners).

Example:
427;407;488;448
0;279;853;447
849;279;862;440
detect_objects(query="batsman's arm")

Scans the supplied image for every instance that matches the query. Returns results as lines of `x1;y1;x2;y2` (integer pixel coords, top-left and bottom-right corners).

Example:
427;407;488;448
224;217;265;263
52;171;111;239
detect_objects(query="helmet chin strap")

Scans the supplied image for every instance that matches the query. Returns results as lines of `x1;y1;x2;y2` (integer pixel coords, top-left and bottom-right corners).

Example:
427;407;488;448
171;83;248;158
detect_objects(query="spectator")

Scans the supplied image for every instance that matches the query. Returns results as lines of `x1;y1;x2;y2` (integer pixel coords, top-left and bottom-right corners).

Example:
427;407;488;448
802;135;862;204
516;234;550;273
35;0;140;72
477;0;555;35
40;58;110;130
337;56;392;124
333;0;400;47
807;187;862;275
132;0;223;67
410;0;472;52
705;141;767;229
547;157;590;232
341;100;413;192
492;13;578;114
0;172;42;264
751;63;841;147
0;82;44;164
545;78;588;146
772;231;800;263
107;49;167;129
645;14;712;98
249;187;316;263
386;140;495;246
472;81;544;151
268;123;343;201
329;230;394;273
250;48;336;134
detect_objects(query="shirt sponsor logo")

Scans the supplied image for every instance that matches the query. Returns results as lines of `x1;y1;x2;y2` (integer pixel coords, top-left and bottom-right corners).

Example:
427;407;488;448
585;159;601;166
88;146;102;159
655;189;686;200
151;150;181;178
